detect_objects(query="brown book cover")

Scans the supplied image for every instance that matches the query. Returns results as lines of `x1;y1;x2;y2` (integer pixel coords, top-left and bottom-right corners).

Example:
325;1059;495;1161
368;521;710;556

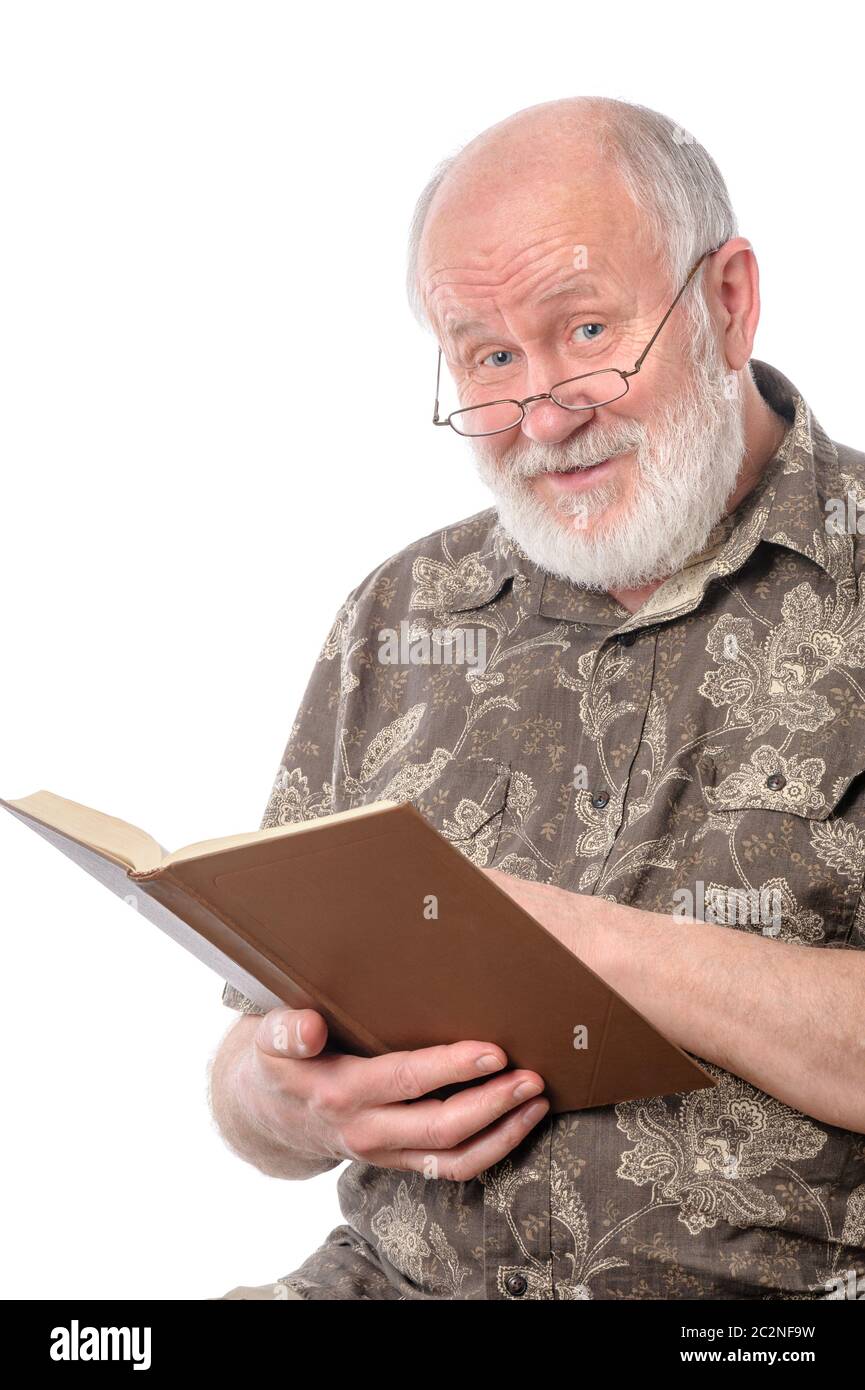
1;788;714;1112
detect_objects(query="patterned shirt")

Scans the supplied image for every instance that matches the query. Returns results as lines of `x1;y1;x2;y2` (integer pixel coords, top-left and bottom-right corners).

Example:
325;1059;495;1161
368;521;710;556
223;359;865;1300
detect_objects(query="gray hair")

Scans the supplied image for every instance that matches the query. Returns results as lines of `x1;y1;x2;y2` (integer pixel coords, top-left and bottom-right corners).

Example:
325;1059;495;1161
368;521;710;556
405;98;738;342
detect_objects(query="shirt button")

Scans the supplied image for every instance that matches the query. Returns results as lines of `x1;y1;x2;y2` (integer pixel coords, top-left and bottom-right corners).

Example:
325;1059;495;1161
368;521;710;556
505;1273;528;1297
765;773;787;791
591;791;610;810
615;631;636;646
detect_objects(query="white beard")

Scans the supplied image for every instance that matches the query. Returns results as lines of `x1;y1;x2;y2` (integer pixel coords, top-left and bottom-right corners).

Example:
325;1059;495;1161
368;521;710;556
470;323;746;592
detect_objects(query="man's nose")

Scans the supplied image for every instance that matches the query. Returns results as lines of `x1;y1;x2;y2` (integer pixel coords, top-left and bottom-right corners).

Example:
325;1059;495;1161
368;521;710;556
520;395;595;445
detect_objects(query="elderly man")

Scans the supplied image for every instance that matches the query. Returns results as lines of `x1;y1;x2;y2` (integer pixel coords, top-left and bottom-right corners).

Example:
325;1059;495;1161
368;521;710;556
210;96;865;1301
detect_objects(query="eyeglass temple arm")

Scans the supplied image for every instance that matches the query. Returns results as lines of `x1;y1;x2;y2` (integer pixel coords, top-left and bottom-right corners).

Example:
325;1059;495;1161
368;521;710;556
626;245;722;379
433;346;447;424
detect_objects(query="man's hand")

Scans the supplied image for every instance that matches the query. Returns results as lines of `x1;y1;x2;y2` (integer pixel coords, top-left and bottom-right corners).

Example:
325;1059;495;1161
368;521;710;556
209;1006;550;1181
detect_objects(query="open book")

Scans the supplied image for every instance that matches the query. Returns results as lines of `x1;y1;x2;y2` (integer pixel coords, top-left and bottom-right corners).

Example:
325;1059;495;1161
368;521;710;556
1;788;714;1112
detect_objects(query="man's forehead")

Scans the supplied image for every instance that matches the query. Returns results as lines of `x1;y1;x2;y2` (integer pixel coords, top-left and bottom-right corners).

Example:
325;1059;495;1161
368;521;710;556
419;172;655;340
440;273;609;341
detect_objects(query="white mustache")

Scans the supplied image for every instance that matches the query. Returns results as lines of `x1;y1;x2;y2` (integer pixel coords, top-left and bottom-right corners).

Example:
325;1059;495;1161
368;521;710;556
502;435;644;480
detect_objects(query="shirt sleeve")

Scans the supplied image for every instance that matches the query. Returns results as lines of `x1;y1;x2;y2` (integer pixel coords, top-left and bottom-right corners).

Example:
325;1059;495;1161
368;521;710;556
220;590;357;1015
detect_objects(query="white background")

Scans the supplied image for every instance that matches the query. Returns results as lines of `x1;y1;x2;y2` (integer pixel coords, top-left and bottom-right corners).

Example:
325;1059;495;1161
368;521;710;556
0;0;861;1299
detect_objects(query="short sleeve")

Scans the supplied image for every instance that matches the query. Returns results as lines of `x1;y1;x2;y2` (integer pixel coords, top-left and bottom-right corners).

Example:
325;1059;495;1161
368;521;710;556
220;591;355;1014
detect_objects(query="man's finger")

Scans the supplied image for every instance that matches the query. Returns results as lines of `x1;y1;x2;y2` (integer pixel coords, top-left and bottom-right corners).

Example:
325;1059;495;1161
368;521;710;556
388;1096;552;1181
254;1007;329;1059
346;1066;546;1155
339;1040;510;1108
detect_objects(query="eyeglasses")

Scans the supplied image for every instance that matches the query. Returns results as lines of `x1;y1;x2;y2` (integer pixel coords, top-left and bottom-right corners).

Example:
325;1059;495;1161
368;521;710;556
432;244;724;437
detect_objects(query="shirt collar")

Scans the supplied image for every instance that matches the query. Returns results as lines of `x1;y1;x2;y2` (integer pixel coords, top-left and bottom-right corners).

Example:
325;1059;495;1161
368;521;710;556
753;358;849;576
419;521;522;614
450;358;848;631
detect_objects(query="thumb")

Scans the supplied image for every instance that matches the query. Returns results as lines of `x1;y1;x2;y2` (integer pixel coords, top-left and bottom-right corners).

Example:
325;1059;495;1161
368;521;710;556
255;1007;328;1059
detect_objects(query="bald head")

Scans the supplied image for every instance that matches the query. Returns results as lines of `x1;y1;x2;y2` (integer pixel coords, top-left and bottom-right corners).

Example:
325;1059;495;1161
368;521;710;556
417;105;665;355
406;96;737;334
417;101;632;335
425;97;608;209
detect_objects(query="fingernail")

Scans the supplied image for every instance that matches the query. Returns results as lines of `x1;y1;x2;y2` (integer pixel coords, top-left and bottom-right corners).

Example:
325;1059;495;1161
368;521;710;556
513;1080;542;1102
294;1018;308;1054
522;1099;550;1125
475;1053;504;1073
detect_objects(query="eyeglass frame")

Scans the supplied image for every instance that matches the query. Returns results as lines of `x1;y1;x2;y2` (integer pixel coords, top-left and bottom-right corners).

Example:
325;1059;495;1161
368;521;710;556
432;242;725;437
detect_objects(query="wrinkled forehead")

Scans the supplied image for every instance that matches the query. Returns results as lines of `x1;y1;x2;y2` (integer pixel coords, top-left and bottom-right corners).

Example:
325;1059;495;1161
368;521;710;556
418;166;659;341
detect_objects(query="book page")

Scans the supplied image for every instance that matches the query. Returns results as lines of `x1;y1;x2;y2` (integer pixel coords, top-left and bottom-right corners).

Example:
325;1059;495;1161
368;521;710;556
159;800;399;869
1;790;166;873
1;789;399;875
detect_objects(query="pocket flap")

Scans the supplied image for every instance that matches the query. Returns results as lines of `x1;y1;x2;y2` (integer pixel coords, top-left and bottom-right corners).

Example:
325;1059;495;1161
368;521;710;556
699;741;860;821
436;756;512;843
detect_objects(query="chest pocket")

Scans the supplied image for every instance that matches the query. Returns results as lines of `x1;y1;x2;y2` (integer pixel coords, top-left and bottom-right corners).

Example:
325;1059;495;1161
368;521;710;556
364;752;512;868
697;739;865;947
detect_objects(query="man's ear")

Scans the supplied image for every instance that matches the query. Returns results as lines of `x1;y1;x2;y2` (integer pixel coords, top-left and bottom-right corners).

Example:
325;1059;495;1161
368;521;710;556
706;237;760;371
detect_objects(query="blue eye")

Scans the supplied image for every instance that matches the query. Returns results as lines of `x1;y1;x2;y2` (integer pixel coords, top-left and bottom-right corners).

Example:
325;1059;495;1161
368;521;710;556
481;349;515;368
576;323;605;341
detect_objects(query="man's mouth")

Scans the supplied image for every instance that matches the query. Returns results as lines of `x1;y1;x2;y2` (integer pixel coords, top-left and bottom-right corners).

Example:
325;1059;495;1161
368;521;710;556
535;451;628;490
553;458;610;473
